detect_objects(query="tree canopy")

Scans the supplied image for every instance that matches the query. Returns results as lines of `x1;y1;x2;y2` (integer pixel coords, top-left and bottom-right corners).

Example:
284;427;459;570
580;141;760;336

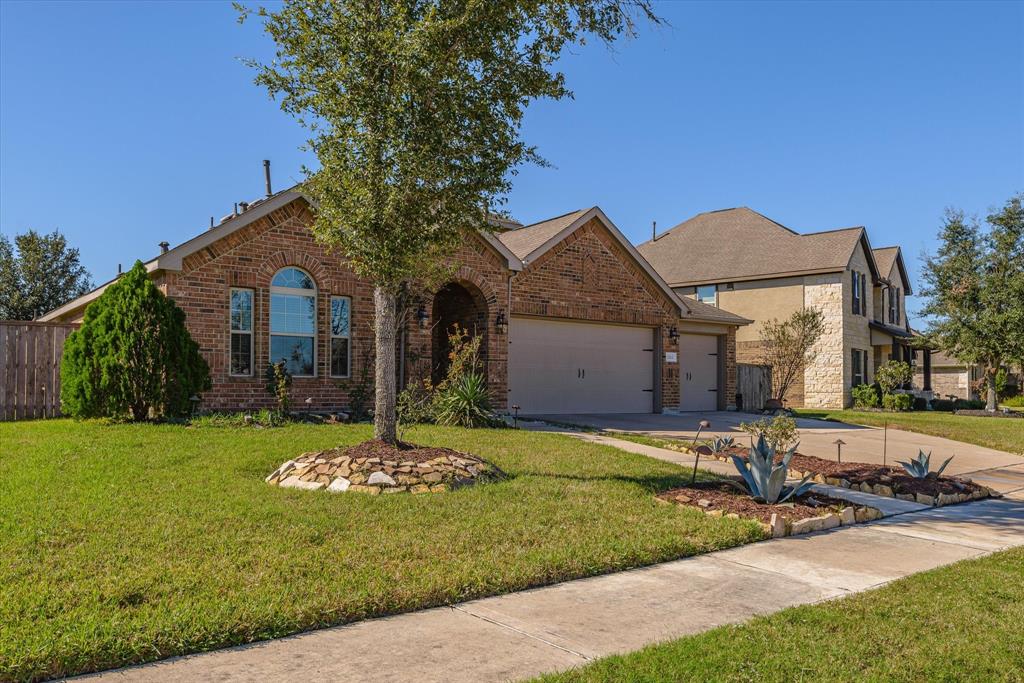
919;193;1024;410
0;229;93;320
241;0;658;441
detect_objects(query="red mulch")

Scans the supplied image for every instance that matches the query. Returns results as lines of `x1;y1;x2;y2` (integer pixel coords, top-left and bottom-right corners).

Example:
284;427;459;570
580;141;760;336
306;439;481;465
658;481;853;524
698;445;984;498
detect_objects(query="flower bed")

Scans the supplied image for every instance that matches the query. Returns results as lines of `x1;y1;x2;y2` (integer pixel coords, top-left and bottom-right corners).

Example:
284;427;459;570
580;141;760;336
657;481;882;538
265;439;505;494
693;444;996;507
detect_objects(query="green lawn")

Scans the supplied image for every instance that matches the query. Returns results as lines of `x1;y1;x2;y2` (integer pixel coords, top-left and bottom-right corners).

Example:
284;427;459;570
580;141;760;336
0;420;760;682
539;547;1024;682
794;408;1024;455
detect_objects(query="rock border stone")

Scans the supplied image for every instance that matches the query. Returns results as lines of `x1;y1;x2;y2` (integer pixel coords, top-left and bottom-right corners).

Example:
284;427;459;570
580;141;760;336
266;446;504;495
678;501;883;539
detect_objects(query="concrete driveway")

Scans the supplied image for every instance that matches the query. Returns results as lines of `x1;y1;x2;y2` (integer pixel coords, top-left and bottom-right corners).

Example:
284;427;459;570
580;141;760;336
533;411;1024;498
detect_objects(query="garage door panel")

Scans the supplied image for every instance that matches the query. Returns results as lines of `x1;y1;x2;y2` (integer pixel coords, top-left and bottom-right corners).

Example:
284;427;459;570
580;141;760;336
509;318;653;414
679;333;719;412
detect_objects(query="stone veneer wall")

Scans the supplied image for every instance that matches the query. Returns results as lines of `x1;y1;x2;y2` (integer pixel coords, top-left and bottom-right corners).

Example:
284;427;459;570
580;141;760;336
842;243;875;406
802;272;845;408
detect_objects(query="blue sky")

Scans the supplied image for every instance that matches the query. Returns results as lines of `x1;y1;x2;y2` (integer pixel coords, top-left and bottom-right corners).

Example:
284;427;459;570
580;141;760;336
1;1;1021;319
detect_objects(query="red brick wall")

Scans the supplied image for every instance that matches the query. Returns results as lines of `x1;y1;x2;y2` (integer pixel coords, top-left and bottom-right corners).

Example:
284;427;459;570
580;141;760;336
508;217;683;411
166;197;511;413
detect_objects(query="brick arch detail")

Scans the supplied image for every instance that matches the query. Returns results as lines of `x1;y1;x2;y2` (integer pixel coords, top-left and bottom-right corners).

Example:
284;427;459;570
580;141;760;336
451;265;499;307
258;251;331;290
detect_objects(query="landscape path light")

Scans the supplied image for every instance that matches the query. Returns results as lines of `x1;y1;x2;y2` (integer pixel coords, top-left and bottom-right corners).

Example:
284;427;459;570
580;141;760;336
689;419;712;484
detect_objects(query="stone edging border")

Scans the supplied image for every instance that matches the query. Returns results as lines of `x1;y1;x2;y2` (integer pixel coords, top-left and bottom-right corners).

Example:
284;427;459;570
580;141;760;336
673;501;882;539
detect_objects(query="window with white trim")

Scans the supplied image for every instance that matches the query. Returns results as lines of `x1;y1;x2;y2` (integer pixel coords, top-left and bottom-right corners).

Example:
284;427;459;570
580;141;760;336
330;296;351;378
269;267;316;377
230;288;254;376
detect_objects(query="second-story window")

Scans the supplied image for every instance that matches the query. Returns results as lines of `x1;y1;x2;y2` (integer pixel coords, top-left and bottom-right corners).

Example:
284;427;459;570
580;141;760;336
851;271;863;315
696;284;717;307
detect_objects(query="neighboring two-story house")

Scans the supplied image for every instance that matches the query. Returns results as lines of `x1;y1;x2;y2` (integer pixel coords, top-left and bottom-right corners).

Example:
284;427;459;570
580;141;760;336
637;207;922;409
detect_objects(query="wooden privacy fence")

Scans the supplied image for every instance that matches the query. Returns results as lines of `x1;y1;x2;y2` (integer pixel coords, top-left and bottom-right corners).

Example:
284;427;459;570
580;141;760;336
0;321;78;421
737;363;772;412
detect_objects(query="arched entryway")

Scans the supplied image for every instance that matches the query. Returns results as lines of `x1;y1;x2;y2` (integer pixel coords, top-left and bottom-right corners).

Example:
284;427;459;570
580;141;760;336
431;281;489;385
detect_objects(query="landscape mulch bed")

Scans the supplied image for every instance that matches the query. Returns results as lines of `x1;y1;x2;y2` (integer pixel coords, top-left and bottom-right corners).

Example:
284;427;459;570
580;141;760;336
694;444;993;503
657;481;853;525
341;439;469;464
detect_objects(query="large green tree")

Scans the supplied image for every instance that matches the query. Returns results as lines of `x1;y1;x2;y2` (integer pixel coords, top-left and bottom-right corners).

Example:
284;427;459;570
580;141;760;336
0;229;94;320
920;194;1024;410
241;0;658;442
61;261;211;420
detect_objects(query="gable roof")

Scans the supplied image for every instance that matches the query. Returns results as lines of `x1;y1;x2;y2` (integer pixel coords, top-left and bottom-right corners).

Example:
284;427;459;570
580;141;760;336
637;207;879;287
499;206;750;326
872;246;912;295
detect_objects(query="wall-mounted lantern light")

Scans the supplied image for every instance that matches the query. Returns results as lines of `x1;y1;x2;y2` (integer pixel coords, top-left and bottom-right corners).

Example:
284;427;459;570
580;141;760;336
416;305;429;330
495;310;508;335
668;326;679;342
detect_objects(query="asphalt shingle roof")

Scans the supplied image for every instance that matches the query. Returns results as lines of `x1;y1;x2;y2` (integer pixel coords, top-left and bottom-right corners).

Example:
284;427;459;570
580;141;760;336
496;209;589;260
636;207;867;287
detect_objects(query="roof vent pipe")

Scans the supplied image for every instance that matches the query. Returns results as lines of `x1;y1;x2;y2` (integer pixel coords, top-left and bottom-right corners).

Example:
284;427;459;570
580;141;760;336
652;220;657;241
210;216;215;229
239;201;250;213
159;241;170;254
263;159;272;197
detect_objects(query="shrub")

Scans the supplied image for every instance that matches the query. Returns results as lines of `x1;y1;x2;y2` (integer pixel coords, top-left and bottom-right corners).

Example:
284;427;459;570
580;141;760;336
342;346;374;421
738;415;798;451
875;360;913;395
60;261;210;420
434;371;498;427
957;398;986;410
264;360;293;416
397;380;436;425
1003;395;1024;408
851;383;880;408
913;396;929;411
882;393;913;411
931;398;956;412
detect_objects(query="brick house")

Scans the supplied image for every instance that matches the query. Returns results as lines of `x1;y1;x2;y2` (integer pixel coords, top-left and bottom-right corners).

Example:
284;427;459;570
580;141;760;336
637;207;930;409
43;189;749;415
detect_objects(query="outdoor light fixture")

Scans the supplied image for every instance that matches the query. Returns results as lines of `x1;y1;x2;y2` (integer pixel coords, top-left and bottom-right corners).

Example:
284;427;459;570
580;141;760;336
668;326;679;341
512;404;520;429
189;394;201;416
689;419;712;484
495;310;508;335
833;438;846;463
416;305;429;330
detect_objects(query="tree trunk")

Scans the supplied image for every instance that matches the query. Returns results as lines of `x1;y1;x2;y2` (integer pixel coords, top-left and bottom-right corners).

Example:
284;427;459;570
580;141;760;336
986;366;998;412
373;286;399;443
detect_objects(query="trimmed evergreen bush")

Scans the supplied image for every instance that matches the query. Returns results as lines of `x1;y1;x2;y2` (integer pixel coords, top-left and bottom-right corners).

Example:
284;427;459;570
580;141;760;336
60;261;210;420
881;393;913;411
852;383;880;408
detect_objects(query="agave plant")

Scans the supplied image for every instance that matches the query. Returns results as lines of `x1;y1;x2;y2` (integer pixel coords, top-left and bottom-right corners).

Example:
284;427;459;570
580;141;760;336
727;435;815;504
897;450;953;479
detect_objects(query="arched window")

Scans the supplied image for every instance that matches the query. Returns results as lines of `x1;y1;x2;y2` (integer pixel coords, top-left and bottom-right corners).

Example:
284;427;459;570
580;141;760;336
270;267;316;377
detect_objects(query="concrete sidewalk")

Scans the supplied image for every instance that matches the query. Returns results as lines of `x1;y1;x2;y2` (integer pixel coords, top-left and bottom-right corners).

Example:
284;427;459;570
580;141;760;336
77;428;1024;683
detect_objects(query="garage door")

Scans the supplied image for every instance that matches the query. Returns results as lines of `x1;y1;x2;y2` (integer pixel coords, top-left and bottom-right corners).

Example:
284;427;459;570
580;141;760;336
679;333;719;411
508;317;654;414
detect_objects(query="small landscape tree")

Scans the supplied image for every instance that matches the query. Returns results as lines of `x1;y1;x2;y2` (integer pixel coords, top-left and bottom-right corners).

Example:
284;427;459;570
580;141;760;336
0;229;94;320
240;0;660;443
874;359;913;396
60;261;211;420
919;194;1024;411
758;307;826;405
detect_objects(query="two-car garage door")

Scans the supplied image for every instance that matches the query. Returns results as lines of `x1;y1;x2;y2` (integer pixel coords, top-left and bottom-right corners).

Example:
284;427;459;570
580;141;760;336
508;317;654;414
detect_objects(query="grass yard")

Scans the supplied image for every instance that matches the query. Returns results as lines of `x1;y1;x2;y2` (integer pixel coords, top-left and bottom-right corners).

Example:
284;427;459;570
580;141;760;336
539;547;1024;682
794;408;1024;455
0;420;761;682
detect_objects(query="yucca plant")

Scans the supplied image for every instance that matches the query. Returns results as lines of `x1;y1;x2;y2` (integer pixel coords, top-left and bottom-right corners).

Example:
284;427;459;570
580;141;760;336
433;371;496;428
727;435;814;504
897;450;953;479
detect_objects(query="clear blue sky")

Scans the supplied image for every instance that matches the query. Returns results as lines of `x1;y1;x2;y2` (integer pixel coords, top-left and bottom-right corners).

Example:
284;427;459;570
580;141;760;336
2;1;1021;319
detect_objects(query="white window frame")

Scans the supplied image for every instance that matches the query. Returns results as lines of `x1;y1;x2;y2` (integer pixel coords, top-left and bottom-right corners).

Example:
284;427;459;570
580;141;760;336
229;287;254;377
329;295;352;378
269;267;317;378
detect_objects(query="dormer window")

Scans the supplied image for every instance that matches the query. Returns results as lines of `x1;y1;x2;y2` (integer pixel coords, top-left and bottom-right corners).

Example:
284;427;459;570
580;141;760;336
695;284;717;307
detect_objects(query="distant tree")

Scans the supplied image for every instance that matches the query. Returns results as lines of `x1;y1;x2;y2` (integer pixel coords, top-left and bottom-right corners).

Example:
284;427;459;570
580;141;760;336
0;229;94;320
60;261;210;420
240;0;660;444
758;308;826;405
920;194;1024;411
